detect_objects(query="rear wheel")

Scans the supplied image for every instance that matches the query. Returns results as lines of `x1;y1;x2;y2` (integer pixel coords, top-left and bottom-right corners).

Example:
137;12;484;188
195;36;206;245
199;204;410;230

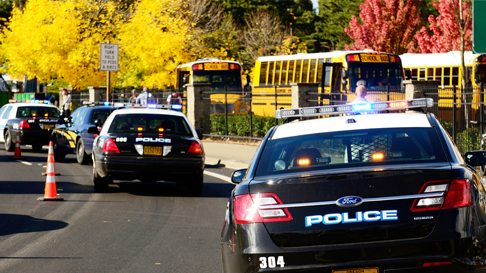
93;158;112;192
76;139;89;165
32;144;43;152
4;130;14;152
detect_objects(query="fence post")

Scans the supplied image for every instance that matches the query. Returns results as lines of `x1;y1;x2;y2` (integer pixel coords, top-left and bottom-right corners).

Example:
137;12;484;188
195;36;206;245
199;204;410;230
481;82;484;137
275;86;278;126
453;85;457;144
387;85;390;101
249;88;253;137
225;87;228;136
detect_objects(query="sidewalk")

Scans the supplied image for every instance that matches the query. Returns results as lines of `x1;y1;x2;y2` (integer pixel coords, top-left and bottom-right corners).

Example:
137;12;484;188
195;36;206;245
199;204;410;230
202;141;259;170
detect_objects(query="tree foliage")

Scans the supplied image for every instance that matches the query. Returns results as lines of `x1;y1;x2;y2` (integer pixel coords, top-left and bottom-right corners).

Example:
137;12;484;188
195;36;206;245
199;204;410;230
414;0;472;53
344;0;421;54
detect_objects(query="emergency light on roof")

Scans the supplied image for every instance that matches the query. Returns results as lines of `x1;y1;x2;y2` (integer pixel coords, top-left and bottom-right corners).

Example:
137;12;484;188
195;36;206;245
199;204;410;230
82;101;179;110
274;98;433;119
9;99;49;104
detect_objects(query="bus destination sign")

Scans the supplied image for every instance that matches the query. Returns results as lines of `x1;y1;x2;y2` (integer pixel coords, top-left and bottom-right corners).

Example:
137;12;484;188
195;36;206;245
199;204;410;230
360;54;389;63
204;63;229;71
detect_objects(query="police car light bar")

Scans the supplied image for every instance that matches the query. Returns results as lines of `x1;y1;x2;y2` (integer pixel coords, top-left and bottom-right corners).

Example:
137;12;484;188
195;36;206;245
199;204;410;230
82;101;177;110
275;98;433;119
9;99;50;104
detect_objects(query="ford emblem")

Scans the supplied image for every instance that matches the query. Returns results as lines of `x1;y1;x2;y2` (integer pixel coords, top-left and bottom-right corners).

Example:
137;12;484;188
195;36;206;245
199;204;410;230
336;196;364;207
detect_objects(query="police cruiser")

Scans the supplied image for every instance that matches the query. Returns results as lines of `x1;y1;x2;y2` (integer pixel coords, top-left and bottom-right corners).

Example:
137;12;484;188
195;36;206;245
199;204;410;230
221;98;486;272
91;102;204;194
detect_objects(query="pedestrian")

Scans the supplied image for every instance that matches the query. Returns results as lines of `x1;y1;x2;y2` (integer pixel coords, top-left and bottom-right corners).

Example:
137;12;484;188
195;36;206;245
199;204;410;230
136;87;156;105
129;89;137;104
61;88;72;117
167;92;182;106
118;89;127;102
352;85;368;103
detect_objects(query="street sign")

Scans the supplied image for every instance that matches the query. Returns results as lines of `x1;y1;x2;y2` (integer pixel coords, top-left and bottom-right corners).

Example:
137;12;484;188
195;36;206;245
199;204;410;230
473;0;486;54
100;43;119;71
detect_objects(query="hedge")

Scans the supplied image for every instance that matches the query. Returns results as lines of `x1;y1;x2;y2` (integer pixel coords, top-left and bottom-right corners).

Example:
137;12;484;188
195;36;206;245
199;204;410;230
210;114;284;137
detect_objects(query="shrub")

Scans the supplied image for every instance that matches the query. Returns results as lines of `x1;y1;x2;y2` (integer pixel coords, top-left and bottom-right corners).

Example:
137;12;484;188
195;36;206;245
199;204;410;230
210;114;279;137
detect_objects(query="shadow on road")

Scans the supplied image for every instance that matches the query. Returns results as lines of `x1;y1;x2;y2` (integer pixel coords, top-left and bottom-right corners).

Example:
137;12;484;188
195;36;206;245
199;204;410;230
0;214;68;236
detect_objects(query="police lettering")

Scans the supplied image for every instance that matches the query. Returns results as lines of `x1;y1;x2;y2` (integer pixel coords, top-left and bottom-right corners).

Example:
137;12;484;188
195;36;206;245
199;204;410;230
135;137;171;143
305;210;398;227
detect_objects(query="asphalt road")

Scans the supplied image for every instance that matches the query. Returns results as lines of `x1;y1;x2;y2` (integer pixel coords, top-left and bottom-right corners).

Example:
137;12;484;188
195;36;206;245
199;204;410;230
0;146;236;273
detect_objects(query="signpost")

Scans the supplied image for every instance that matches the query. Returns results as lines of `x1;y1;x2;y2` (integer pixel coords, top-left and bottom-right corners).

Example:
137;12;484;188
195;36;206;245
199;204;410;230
100;43;119;101
473;0;486;54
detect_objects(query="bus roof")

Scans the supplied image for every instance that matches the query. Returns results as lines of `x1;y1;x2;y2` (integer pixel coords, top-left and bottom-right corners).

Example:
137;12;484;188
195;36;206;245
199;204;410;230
177;59;242;69
255;50;396;62
400;51;478;67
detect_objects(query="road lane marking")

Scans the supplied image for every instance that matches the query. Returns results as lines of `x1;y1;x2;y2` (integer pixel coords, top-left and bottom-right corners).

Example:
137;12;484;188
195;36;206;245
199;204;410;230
16;160;32;166
204;170;231;183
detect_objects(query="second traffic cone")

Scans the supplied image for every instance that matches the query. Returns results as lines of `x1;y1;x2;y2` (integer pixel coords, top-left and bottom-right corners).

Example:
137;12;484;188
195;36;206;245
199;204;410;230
38;141;63;201
9;132;25;160
42;141;60;176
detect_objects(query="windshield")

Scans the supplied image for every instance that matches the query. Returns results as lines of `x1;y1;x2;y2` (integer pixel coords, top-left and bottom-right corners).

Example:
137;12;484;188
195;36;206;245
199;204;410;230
193;70;242;92
16;106;60;118
255;128;447;177
107;114;192;136
348;62;404;92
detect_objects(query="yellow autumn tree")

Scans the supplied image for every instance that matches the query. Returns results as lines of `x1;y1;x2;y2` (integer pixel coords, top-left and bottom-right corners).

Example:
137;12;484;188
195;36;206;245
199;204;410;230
0;0;121;89
116;0;194;88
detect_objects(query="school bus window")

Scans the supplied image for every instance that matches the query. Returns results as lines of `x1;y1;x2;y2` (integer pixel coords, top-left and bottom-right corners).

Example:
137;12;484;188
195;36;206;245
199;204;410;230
452;67;459;86
302;59;309;83
194;75;209;83
288;60;295;84
309;59;316;83
324;65;331;87
435;67;442;84
294;60;302;83
316;58;323;85
260;62;268;85
427;68;434;80
275;61;282;85
411;68;418;80
268;61;275;85
443;67;451;85
419;68;425;80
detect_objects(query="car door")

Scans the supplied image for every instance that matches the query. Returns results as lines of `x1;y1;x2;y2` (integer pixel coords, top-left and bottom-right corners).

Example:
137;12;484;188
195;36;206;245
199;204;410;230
0;105;13;142
0;105;9;142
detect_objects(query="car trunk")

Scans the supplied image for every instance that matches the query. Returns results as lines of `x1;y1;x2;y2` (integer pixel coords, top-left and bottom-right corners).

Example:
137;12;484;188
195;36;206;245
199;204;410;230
249;163;452;247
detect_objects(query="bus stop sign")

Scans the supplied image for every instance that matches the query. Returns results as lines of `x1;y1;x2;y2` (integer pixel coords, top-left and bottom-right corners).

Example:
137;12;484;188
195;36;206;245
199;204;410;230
474;0;486;54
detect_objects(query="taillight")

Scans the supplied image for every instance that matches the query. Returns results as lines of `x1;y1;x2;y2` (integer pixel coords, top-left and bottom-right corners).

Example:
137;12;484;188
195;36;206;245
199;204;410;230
422;261;452;267
410;179;472;212
234;193;292;224
102;138;119;153
187;141;202;155
19;120;30;129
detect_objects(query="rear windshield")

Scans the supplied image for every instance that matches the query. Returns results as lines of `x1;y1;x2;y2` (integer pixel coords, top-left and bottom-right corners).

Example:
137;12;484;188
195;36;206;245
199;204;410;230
256;128;447;177
107;114;192;136
89;108;116;124
16;106;60;118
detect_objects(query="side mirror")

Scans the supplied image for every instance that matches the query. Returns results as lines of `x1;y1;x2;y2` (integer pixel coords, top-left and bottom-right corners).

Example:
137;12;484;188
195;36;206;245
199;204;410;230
196;129;203;139
341;80;347;86
231;169;247;184
94;119;103;127
342;69;349;79
183;75;189;85
87;126;99;135
464;151;486;166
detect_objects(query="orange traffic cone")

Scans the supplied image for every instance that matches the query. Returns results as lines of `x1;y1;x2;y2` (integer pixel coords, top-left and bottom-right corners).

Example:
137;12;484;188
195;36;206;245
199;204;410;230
38;141;63;201
9;132;25;160
42;141;60;176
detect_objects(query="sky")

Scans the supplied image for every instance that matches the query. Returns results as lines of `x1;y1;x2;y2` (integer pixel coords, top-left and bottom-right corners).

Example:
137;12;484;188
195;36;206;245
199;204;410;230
311;0;319;13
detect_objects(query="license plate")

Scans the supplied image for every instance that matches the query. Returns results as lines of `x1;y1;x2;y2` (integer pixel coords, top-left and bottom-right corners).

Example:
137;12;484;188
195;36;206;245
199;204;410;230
144;146;162;156
332;268;378;273
42;124;55;130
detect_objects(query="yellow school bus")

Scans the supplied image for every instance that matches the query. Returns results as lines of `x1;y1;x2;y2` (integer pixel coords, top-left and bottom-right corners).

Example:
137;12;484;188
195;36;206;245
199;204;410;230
176;58;248;114
252;50;406;116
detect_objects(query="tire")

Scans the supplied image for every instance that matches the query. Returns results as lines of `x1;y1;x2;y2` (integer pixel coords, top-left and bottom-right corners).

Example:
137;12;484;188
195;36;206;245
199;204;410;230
53;142;66;161
32;144;43;152
76;139;89;165
177;174;203;196
93;158;111;192
4;130;14;152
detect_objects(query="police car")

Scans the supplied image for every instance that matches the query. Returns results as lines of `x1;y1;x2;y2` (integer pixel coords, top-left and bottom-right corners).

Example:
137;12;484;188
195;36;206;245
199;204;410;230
91;103;204;194
221;98;486;273
0;100;60;151
51;104;117;163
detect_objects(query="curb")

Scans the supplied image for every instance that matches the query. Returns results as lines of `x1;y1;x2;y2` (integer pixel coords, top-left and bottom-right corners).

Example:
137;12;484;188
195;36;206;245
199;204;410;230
205;156;249;170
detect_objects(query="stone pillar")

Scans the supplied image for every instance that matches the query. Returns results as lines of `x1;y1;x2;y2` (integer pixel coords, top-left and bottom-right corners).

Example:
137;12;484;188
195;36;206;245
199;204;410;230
404;80;440;99
291;83;319;108
186;83;211;134
88;86;107;103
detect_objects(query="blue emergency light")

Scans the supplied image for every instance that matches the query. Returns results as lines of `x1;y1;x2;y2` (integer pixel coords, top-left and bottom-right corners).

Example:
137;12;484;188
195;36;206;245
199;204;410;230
352;103;372;112
171;104;182;110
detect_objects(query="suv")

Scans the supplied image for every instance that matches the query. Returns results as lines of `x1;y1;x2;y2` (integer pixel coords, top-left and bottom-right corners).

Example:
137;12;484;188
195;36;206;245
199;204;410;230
0;101;60;151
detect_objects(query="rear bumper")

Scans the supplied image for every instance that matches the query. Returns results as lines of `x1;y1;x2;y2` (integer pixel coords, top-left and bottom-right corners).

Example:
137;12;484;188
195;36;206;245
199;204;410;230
96;155;204;181
19;129;52;145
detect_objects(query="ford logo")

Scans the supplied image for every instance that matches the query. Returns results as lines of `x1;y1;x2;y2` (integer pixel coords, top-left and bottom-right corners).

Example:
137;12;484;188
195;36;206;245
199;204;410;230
336;196;364;207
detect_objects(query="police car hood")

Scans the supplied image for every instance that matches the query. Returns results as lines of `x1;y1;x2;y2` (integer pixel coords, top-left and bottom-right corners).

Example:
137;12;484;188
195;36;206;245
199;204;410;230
249;163;452;247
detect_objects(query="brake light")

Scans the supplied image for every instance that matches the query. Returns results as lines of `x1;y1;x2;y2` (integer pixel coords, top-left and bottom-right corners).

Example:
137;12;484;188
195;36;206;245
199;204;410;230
422;261;452;267
410;179;471;212
19;120;30;129
102;138;119;153
187;141;202;155
234;193;292;224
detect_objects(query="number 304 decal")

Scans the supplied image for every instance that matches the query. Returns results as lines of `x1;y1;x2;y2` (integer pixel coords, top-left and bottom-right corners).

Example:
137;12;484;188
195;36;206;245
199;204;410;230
259;256;285;268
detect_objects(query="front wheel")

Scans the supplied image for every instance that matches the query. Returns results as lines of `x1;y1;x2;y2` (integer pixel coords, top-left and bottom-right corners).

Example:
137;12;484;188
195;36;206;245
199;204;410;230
76;139;89;165
4;130;14;151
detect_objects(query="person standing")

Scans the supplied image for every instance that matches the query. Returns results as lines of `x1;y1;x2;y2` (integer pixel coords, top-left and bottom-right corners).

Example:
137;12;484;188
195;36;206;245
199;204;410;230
136;87;156;104
61;88;72;117
129;89;137;104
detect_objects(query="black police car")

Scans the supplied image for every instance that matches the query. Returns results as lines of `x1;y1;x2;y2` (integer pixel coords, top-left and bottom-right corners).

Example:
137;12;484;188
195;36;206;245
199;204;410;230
91;107;204;194
51;105;117;163
221;98;486;273
0;101;60;151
